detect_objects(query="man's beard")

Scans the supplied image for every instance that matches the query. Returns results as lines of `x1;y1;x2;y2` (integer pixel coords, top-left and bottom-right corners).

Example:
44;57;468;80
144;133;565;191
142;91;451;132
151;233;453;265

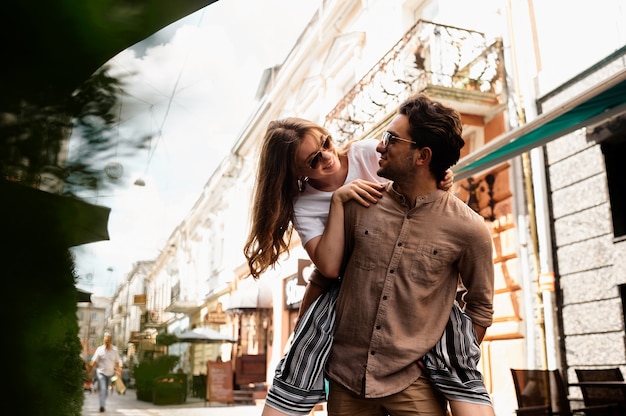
377;163;403;182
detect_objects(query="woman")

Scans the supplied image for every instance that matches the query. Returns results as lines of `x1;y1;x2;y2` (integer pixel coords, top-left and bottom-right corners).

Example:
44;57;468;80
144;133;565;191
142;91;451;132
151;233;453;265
243;118;492;416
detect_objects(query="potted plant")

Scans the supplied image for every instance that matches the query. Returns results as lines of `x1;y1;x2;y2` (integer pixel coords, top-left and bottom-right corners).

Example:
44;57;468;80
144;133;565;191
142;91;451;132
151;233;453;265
133;355;180;402
152;372;187;405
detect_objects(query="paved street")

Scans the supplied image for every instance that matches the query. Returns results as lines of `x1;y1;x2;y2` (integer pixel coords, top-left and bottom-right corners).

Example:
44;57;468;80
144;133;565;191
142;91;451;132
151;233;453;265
81;389;264;416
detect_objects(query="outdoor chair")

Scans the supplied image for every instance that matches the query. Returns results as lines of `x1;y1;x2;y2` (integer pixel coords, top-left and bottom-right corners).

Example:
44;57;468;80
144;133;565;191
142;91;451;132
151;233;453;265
574;368;625;415
192;374;207;398
511;369;617;416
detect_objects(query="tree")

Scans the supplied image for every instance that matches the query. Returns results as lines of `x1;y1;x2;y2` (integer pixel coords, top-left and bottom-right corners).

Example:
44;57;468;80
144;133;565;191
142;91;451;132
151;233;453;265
1;65;150;195
0;66;148;416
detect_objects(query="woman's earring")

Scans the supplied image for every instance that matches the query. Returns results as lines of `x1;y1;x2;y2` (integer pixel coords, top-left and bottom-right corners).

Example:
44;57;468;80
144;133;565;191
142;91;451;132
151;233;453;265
298;177;309;192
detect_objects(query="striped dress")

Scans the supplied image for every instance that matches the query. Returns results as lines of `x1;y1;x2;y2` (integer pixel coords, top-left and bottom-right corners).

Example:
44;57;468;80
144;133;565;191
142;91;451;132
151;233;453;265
264;283;492;415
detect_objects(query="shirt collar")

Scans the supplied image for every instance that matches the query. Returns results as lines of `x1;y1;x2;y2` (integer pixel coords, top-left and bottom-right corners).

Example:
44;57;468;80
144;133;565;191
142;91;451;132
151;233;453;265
385;182;446;208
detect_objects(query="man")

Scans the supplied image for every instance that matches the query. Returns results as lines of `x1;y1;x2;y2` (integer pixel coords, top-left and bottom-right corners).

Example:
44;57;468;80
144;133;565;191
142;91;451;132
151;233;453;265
316;94;495;415
90;331;122;413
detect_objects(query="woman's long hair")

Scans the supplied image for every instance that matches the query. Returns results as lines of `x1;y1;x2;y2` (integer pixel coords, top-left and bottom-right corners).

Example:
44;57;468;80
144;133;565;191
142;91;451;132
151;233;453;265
244;118;329;279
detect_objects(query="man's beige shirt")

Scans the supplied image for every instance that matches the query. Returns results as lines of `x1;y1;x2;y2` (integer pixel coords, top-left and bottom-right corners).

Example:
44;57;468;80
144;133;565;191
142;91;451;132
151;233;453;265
325;185;494;398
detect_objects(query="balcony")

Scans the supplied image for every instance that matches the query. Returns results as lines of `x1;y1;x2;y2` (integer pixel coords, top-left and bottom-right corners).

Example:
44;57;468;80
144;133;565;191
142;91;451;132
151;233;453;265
141;310;163;328
164;282;202;314
165;298;202;314
325;20;506;142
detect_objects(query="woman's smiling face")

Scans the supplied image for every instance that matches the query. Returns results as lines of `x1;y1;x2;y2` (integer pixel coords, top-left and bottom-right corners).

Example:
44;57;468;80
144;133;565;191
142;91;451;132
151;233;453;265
295;132;340;179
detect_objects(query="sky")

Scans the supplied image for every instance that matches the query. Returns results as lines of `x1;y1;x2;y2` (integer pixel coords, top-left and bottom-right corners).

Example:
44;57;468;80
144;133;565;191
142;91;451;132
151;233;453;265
72;0;318;296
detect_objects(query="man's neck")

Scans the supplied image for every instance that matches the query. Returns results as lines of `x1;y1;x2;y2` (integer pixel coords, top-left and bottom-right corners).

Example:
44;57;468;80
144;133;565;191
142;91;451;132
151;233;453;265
393;177;438;207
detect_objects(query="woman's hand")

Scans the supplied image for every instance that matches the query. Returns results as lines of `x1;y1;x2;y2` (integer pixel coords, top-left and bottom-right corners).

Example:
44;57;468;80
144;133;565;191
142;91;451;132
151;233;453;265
333;179;384;207
439;169;454;191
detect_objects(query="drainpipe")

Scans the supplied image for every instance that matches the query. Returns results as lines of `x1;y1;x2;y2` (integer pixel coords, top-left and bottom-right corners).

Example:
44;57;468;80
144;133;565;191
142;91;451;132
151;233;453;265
506;0;553;369
529;148;558;370
521;152;548;370
512;156;538;368
523;0;559;371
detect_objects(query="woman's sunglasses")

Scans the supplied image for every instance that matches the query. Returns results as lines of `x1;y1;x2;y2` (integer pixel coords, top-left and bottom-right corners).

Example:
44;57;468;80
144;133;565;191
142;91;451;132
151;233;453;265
308;135;332;169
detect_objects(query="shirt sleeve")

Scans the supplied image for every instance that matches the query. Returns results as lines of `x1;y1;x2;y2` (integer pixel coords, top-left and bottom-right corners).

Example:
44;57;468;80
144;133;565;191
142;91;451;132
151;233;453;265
458;217;495;328
90;348;100;366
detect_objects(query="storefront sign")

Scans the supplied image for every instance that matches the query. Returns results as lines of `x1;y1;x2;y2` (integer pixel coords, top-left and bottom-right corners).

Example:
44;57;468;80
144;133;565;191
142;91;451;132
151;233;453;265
133;294;146;305
297;258;314;285
207;359;233;403
204;302;227;324
285;274;306;309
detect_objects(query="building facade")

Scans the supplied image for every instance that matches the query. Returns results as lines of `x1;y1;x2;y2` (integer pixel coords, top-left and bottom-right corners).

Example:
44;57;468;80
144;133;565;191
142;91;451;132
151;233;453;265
77;301;107;360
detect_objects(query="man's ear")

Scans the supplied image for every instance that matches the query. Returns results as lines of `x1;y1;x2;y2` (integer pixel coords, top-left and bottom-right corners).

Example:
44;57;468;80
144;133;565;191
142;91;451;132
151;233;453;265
415;147;432;165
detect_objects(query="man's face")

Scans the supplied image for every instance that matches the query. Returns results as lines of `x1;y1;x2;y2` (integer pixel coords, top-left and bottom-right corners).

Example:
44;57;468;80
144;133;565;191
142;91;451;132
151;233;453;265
376;114;416;181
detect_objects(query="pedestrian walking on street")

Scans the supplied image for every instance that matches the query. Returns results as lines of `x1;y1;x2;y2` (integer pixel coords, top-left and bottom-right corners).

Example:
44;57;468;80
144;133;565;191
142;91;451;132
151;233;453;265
90;331;122;412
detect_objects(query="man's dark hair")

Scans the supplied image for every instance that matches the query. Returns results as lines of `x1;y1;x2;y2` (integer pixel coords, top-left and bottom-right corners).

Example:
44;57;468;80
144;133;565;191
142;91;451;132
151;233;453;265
399;94;465;182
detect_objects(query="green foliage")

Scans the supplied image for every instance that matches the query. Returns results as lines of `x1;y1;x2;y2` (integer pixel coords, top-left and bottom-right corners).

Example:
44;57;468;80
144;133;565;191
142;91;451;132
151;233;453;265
0;65;151;195
0;23;163;416
1;66;121;189
4;214;84;415
133;355;180;402
152;373;187;405
155;332;179;347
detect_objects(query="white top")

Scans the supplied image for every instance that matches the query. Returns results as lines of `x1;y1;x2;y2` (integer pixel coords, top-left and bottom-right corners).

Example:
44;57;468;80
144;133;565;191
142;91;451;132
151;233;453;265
293;138;384;246
91;345;121;377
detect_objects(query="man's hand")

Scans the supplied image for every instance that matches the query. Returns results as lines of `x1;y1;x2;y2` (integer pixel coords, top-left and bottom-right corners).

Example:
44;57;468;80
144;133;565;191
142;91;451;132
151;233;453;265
474;324;487;344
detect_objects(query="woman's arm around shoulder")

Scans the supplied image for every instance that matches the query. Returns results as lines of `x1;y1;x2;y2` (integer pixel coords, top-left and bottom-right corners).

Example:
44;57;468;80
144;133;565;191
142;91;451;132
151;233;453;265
307;181;383;277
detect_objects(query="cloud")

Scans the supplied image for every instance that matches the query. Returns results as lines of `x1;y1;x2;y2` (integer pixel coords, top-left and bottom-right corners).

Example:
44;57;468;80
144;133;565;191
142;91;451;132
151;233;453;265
73;0;317;295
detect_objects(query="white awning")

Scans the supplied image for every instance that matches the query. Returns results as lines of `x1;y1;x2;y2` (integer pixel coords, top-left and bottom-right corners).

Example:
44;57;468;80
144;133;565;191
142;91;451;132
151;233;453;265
226;277;273;311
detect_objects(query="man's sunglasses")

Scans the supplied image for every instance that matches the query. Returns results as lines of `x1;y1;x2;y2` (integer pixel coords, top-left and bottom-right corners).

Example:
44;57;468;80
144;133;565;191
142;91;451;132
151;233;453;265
381;131;414;148
309;135;332;169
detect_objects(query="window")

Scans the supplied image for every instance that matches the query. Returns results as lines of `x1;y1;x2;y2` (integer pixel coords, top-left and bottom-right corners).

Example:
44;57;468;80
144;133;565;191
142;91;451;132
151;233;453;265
601;134;626;239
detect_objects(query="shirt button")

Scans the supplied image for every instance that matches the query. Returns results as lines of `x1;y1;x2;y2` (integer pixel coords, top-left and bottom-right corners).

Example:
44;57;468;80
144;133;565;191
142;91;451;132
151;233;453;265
376;325;381;330
371;351;376;355
397;242;403;247
382;296;388;300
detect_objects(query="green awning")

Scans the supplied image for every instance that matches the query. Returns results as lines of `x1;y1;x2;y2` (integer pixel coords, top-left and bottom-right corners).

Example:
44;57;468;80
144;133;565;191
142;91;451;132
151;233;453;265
453;68;626;180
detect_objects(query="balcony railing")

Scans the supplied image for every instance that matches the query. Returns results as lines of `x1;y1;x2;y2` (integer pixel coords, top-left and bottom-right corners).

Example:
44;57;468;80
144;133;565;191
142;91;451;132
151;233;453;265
324;20;505;142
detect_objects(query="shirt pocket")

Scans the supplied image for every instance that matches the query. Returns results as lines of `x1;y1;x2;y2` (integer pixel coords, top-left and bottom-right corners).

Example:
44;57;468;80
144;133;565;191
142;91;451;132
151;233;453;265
351;222;382;271
409;241;455;286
